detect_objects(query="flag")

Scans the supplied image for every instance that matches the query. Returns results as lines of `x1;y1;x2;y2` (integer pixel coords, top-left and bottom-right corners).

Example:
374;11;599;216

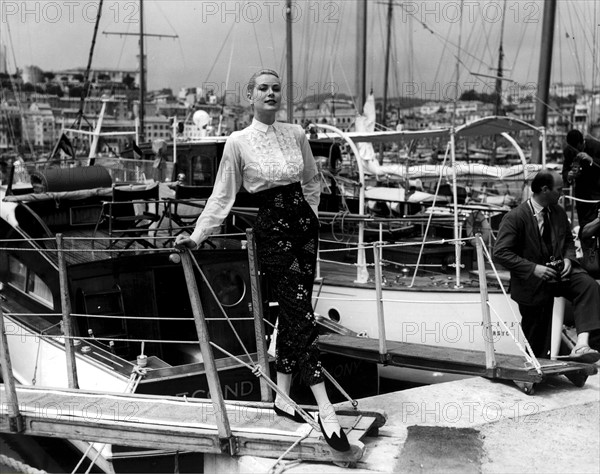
132;141;143;158
50;133;75;160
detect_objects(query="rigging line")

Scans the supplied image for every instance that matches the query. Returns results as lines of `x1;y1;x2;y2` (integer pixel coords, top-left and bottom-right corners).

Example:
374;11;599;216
114;21;132;70
329;11;347;95
451;0;465;127
154;0;187;71
267;14;278;67
218;33;235;136
396;3;491;71
510;19;529;77
572;1;599;87
556;9;564;86
203;22;236;84
74;0;105;130
566;3;585;86
4;20;35;157
252;21;264;68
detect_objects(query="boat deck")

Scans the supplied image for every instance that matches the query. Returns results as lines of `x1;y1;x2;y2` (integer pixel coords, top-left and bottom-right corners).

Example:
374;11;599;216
318;333;598;394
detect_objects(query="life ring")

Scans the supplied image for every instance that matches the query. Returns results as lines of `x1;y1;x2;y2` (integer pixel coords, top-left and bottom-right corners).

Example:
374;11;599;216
465;210;492;245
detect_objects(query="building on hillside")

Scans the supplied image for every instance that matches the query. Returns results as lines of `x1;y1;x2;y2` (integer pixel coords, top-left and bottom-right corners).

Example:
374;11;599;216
551;83;585;98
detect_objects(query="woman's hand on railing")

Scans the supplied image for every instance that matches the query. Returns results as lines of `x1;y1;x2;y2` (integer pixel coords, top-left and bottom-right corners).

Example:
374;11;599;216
174;235;198;250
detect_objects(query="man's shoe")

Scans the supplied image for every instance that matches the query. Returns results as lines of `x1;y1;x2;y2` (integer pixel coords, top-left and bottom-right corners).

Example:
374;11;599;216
317;414;350;452
273;404;305;423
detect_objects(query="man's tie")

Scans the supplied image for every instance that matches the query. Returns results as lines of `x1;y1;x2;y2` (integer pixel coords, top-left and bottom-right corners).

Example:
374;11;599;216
541;207;553;255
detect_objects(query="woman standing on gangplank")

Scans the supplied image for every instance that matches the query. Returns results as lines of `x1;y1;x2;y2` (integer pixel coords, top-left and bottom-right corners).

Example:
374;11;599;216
174;69;349;452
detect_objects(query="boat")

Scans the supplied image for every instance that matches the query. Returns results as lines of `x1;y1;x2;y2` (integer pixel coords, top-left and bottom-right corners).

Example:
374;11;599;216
0;162;377;473
309;115;548;385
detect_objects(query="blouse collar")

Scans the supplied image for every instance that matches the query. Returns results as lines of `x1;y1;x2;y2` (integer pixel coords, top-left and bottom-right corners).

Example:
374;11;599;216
251;117;276;133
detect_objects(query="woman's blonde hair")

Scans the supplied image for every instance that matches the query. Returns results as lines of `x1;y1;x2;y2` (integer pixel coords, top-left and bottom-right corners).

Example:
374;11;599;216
246;69;280;98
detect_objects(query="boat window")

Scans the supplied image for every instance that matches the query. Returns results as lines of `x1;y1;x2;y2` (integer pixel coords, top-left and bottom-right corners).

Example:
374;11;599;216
212;270;246;308
7;257;26;291
27;272;54;306
7;255;54;307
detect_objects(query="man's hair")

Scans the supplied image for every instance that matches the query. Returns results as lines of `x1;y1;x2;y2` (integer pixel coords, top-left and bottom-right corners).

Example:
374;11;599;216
246;69;280;97
566;129;584;148
531;168;556;193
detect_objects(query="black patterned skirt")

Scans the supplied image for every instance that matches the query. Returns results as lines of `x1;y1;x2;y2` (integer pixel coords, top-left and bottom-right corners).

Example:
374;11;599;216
253;182;322;386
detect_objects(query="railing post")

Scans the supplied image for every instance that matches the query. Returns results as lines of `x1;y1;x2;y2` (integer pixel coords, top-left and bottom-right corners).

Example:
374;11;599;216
372;242;388;361
180;250;235;452
245;229;272;402
57;234;80;389
474;234;497;371
0;302;24;432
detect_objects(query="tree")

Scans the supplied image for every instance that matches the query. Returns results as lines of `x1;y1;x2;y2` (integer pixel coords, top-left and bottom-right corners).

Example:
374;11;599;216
21;82;35;92
46;83;64;97
69;85;83;98
73;73;84;82
122;74;135;89
43;71;55;81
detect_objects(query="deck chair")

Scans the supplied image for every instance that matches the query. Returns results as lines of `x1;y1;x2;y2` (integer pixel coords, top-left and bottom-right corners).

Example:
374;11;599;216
165;184;213;240
94;183;162;250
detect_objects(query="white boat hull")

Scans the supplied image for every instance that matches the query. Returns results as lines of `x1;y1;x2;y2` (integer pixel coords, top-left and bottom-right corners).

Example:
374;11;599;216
313;281;527;384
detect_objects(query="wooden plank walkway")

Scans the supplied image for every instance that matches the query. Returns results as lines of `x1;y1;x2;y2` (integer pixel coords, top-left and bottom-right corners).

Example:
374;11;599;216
318;333;598;393
0;385;384;464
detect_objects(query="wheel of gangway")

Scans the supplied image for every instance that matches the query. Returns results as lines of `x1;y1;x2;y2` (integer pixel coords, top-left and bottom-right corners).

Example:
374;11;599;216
513;380;535;395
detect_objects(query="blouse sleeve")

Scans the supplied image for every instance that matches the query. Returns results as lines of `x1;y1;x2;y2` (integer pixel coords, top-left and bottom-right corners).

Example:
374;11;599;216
298;127;320;216
189;137;243;245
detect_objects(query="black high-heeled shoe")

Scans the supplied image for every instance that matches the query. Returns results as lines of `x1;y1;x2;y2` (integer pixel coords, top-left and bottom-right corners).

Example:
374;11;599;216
317;414;350;452
273;404;306;423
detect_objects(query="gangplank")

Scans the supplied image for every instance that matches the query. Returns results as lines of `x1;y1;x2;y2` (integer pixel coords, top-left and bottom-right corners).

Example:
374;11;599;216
318;333;598;395
0;385;384;464
316;236;598;395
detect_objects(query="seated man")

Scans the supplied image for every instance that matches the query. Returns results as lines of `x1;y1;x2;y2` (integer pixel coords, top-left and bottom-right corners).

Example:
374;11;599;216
494;169;600;363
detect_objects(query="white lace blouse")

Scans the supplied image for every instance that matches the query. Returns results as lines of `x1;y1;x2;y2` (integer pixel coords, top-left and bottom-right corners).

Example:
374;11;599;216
189;118;320;245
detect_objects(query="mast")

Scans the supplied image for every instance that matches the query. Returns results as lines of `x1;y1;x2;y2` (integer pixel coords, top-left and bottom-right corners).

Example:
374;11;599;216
286;0;293;122
139;0;145;143
382;0;393;128
531;0;557;164
355;0;367;114
491;0;507;165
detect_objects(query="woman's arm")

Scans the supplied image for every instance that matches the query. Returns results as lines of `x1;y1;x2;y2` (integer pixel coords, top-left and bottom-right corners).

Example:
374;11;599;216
187;138;243;246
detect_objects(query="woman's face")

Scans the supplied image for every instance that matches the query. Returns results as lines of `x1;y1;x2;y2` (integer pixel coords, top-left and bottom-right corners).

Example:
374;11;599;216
250;74;282;120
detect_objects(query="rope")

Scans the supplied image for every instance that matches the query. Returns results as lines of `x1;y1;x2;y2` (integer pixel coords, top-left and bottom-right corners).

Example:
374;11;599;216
322;368;357;409
268;433;311;474
477;236;542;372
0;454;47;474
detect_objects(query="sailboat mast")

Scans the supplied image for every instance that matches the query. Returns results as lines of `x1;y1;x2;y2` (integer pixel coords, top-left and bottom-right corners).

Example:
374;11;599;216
356;0;367;114
382;0;393;128
494;0;507;116
286;0;293;122
139;0;145;143
491;0;507;165
531;0;557;164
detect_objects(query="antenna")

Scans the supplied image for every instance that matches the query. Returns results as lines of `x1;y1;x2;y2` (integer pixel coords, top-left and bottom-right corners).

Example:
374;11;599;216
103;1;178;144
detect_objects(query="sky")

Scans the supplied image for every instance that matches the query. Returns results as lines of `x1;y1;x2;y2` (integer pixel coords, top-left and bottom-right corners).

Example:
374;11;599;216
1;0;599;105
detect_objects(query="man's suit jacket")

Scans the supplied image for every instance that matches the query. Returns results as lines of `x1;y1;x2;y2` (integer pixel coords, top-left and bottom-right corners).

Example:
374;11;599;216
493;200;580;306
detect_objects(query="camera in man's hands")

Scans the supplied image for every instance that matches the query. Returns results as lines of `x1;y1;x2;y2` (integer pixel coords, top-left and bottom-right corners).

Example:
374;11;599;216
546;257;565;280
